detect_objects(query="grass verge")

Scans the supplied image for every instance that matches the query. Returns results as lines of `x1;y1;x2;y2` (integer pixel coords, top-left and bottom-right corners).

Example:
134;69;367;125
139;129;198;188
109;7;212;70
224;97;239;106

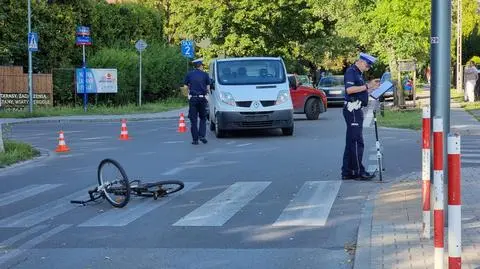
461;102;480;121
377;107;422;130
450;90;480;121
0;140;41;168
0;97;188;118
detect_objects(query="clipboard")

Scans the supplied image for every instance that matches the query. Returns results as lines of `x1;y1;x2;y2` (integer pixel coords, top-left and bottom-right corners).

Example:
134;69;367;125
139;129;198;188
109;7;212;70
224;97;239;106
369;81;394;100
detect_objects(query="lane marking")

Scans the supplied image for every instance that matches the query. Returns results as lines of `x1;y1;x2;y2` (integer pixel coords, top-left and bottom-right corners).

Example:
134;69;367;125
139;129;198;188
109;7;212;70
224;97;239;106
80;136;110;141
272;181;342;226
173;181;270;227
162;161;238;176
0;184;62;207
236;143;252;147
79;182;200;227
0;188;91;228
462;159;480;164
0;224;71;267
367;165;377;174
0;224;48;247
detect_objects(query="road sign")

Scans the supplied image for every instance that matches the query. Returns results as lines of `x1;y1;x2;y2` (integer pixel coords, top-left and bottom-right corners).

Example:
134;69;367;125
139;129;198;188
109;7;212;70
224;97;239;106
181;40;195;58
76;36;92;46
28;32;38;52
76;26;90;36
76;68;118;94
135;39;147;52
76;26;92;46
397;60;416;72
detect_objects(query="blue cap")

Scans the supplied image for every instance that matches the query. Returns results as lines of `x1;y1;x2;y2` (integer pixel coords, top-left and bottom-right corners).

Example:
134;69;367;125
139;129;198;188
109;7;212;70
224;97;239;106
359;53;377;66
192;58;203;65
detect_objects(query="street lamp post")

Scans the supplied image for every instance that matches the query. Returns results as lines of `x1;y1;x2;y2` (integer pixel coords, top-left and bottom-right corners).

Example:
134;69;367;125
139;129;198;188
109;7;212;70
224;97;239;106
456;0;463;94
27;0;33;113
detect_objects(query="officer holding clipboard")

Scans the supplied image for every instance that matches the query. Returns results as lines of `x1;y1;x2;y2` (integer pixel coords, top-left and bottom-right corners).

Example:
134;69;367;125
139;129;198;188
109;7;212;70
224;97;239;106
341;53;380;180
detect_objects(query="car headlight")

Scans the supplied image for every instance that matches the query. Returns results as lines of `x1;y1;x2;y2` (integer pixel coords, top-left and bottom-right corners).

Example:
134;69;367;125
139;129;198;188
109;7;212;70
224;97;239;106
220;91;236;106
275;90;290;105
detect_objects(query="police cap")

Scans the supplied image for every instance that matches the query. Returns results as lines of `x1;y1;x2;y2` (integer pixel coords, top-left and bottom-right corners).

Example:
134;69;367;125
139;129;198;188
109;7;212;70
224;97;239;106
192;58;204;66
359;53;377;66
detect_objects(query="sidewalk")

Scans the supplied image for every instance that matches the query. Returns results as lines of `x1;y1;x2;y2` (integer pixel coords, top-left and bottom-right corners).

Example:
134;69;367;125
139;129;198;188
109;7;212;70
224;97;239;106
0;107;189;125
354;100;480;268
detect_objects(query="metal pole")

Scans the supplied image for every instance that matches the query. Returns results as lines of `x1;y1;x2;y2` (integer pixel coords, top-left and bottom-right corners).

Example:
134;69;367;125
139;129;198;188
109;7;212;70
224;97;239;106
139;51;142;106
431;0;451;229
82;44;87;112
456;0;463;94
27;0;33;113
422;106;431;239
447;133;462;268
430;0;451;184
433;116;445;269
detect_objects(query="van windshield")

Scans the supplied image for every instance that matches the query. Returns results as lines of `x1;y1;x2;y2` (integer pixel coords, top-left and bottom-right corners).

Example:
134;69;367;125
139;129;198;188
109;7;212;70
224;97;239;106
217;59;286;85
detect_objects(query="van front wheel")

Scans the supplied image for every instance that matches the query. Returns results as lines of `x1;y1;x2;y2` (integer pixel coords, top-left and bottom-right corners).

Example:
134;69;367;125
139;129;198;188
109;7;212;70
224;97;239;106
282;126;294;136
214;118;226;138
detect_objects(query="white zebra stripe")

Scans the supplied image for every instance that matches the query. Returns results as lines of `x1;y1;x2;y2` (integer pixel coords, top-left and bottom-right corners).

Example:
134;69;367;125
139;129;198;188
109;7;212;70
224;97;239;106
272;181;341;226
78;182;200;227
0;188;91;228
0;184;62;207
173;182;270;227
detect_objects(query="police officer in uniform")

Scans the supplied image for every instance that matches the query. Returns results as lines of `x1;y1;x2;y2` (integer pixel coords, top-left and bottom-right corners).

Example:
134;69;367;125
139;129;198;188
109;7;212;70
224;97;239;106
184;58;210;145
341;53;380;180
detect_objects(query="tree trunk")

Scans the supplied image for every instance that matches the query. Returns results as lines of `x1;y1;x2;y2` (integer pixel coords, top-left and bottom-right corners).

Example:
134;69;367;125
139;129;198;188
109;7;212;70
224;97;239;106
0;124;4;153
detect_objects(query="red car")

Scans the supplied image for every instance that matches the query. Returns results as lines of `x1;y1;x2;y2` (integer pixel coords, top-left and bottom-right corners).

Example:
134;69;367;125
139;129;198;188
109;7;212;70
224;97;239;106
288;74;328;120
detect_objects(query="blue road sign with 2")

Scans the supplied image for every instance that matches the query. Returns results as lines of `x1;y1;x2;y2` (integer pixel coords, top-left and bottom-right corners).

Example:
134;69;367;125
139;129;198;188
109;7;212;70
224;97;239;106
181;40;194;58
28;32;38;52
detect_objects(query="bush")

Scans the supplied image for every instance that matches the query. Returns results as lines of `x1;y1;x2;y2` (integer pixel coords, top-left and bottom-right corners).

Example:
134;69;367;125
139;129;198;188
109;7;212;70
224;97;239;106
0;140;40;168
87;42;186;105
468;56;480;65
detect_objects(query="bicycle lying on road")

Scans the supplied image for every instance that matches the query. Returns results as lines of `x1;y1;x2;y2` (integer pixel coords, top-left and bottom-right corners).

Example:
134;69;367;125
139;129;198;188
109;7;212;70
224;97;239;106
70;158;184;208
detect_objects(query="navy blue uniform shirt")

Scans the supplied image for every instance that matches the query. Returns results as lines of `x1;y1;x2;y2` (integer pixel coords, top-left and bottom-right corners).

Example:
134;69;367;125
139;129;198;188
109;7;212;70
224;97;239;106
344;64;368;106
184;69;210;96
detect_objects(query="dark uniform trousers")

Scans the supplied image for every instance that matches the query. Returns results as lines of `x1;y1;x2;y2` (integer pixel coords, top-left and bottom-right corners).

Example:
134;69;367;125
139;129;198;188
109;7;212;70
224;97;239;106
188;96;207;141
341;105;366;176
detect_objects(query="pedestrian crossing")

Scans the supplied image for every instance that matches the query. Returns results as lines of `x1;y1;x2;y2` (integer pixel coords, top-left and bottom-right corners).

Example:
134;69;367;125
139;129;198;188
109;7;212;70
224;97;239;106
460;138;480;165
0;180;343;230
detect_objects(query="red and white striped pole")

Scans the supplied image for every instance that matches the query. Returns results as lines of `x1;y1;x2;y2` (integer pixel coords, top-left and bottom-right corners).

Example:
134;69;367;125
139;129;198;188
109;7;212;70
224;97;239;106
448;133;462;269
422;106;431;239
433;116;445;269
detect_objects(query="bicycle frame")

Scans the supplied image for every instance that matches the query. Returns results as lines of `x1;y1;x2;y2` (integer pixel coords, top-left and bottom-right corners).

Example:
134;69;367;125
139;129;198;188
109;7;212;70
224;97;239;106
71;181;120;206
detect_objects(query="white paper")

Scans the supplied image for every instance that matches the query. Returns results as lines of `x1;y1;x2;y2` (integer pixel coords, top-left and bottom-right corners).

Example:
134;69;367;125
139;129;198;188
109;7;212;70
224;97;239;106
370;81;394;99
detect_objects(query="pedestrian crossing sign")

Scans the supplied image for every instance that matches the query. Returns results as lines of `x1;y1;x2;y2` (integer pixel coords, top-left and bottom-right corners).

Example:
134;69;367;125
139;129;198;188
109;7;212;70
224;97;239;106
28;32;38;52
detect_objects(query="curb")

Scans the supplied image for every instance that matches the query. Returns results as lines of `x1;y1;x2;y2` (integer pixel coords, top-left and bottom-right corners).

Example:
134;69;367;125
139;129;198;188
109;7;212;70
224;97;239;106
0;147;52;175
1;114;181;125
0;108;189;126
352;171;421;269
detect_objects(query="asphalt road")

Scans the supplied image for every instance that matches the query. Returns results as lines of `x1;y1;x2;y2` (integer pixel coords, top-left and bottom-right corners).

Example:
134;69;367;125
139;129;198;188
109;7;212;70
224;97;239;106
0;103;422;269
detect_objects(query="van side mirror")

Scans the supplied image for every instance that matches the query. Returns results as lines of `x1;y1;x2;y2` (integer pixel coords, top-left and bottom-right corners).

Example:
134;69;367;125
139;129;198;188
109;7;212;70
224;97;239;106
210;79;215;90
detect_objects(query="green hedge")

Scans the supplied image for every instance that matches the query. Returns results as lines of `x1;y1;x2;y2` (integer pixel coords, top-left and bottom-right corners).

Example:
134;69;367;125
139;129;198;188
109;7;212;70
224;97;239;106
87;42;186;105
0;0;166;73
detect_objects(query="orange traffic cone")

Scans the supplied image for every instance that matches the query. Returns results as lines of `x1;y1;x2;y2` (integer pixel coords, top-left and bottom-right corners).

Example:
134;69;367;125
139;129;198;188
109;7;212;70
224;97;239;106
55;131;70;152
119;119;131;140
177;113;187;133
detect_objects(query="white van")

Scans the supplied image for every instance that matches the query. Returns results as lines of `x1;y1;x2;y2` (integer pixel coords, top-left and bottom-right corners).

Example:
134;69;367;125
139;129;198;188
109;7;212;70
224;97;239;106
207;57;294;138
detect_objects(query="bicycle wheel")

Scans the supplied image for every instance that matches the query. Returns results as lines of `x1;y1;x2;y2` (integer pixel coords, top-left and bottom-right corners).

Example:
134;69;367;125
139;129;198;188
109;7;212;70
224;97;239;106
144;180;184;198
97;158;131;208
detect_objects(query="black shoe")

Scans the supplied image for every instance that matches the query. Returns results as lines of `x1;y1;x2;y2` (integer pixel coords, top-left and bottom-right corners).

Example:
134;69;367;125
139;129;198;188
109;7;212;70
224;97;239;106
199;137;208;144
341;174;357;180
192;140;199;145
356;172;375;180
